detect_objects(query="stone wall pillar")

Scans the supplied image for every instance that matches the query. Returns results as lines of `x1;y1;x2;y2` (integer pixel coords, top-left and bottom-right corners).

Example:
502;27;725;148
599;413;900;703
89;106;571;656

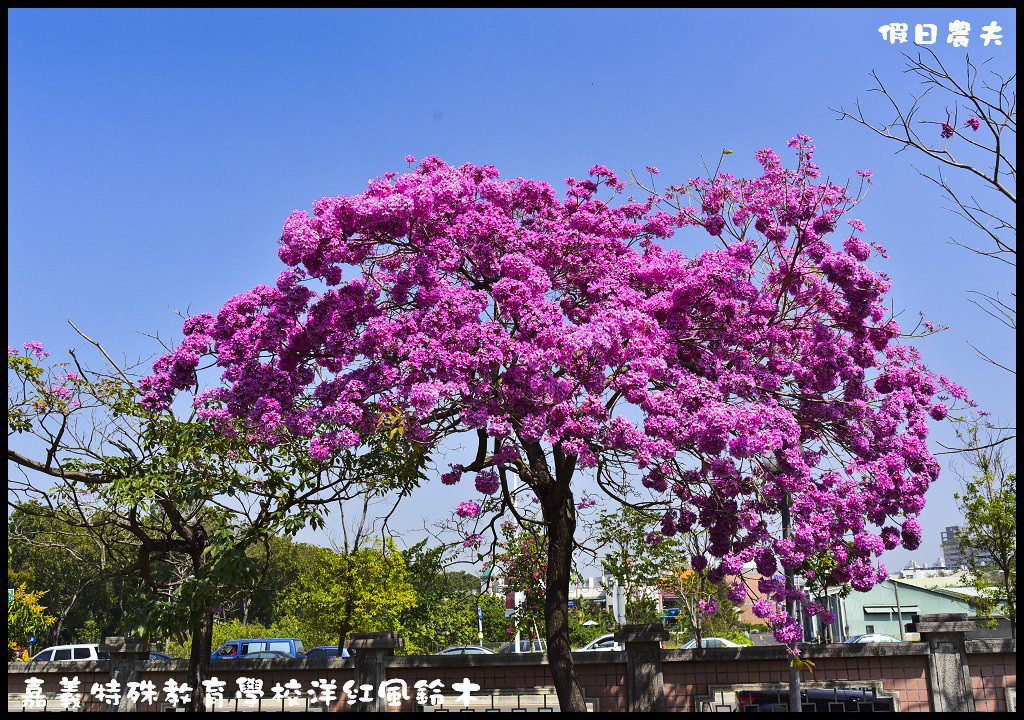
99;636;158;712
346;631;403;712
614;623;668;712
907;613;977;712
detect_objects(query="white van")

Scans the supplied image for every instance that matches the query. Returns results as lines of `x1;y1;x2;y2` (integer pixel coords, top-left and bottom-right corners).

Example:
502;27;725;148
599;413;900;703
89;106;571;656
31;644;110;662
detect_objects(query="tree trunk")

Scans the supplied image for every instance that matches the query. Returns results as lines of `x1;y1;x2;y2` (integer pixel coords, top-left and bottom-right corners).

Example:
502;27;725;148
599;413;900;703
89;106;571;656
49;602;72;645
186;609;214;712
336;570;355;655
336;615;352;658
1004;573;1015;639
540;485;587;712
695;577;705;648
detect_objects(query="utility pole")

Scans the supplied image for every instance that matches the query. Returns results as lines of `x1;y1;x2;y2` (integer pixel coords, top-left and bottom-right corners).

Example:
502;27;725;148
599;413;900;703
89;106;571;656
512;473;522;654
893;580;905;640
781;493;802;712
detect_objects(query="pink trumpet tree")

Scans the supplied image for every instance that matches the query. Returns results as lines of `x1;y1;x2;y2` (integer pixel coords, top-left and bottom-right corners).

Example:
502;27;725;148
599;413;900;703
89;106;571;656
142;138;966;710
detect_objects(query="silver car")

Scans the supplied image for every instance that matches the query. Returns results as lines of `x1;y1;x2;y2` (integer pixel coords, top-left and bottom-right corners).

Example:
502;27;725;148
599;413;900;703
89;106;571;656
437;645;495;655
577;634;623;651
681;637;744;649
844;633;900;644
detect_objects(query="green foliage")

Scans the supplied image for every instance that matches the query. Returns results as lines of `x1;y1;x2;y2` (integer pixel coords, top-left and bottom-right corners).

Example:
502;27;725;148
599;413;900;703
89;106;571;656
8;503;153;645
953;440;1016;633
398;541;497;653
625;597;660;624
394;541;512;653
283;541;416;649
493;523;548;637
596;507;683;618
240;537;324;628
660;566;748;646
8;348;430;668
167;617;308;659
73;618;102;645
8;584;56;660
567;603;616;648
728;631;754;646
477;593;511;644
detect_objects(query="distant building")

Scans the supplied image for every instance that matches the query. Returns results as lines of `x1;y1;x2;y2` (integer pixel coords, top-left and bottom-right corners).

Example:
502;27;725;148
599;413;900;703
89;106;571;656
941;524;993;570
480;570;626;614
726;560;1009;643
802;576;1012;642
941;525;968;569
898;558;959;579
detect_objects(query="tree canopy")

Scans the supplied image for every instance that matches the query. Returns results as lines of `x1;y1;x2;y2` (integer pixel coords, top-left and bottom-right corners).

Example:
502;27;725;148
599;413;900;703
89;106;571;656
140;140;969;709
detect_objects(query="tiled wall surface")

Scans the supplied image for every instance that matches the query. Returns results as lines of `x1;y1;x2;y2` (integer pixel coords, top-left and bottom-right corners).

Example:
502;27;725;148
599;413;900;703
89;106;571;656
968;651;1016;712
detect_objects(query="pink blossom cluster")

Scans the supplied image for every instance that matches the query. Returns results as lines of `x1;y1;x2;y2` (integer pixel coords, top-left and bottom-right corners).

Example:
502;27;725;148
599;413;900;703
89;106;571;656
456;501;481;519
22;342;50;359
141;139;965;620
698;596;719;615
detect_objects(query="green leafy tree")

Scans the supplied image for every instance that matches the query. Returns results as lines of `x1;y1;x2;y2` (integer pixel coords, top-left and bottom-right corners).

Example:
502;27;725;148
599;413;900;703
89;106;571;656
567;602;616;648
236;536;324;628
283;541;417;649
477;593;511;644
596;506;682;624
8;503;137;645
8;341;427;710
167;617;308;659
399;541;501;653
952;431;1016;637
658;568;751;648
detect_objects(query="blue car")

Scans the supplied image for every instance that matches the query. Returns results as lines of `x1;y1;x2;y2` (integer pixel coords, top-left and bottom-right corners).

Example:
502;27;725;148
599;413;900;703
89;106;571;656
211;638;305;659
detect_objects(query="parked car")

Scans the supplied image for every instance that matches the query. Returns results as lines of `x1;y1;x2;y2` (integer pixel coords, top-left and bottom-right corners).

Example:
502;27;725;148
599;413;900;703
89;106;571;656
498;639;546;653
681;637;745;649
211;638;305;659
304;645;353;659
576;634;622;652
149;651;175;661
31;644;110;662
736;687;895;712
239;650;291;659
437;645;494;655
844;633;900;644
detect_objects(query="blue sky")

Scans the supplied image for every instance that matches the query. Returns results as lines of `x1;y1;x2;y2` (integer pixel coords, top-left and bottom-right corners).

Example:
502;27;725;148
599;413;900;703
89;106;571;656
8;9;1016;573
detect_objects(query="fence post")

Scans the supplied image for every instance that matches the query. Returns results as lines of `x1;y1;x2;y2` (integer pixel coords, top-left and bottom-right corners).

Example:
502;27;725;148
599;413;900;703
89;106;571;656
99;636;158;712
614;623;668;712
346;631;404;712
907;613;977;712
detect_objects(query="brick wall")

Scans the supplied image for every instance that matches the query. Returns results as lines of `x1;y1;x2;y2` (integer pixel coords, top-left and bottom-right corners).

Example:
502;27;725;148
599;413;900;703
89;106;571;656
8;639;1015;712
662;644;932;711
968;650;1016;712
382;653;627;712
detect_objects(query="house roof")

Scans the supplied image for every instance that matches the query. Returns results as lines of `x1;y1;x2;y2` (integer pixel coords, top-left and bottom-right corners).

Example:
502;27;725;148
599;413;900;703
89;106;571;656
895;571;970;589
